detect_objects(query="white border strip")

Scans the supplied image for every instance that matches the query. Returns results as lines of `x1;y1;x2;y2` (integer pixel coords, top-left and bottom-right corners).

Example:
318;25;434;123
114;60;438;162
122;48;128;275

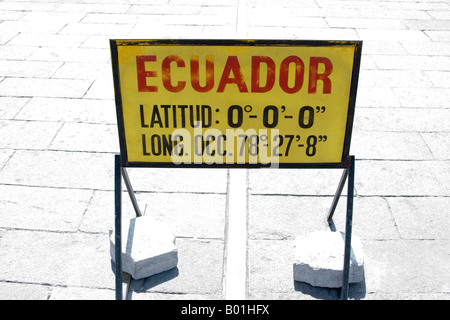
224;168;248;300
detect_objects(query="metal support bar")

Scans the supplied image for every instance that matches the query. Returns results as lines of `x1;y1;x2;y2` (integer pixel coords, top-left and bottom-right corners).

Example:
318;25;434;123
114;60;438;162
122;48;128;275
114;154;123;300
327;167;349;225
123;272;132;300
340;155;355;300
121;167;142;217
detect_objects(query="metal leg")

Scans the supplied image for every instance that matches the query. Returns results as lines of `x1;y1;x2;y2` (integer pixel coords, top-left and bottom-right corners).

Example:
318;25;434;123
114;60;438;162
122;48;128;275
114;154;123;300
121;167;142;217
327;167;349;228
340;155;355;300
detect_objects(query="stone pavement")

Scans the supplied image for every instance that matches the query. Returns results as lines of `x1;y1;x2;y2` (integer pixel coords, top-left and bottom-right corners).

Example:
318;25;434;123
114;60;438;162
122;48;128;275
0;0;449;300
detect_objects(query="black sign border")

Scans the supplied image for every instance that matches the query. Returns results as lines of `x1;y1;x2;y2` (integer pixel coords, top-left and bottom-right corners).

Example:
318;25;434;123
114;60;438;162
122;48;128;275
110;39;362;169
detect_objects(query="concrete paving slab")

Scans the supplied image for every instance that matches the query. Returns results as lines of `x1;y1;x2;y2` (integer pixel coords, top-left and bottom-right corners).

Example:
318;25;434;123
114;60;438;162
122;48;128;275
428;11;450;20
59;22;133;37
359;70;433;88
51;62;111;80
28;47;110;63
129;292;222;300
363;239;450;295
356;29;430;42
351;131;434;160
7;33;87;48
0;229;114;289
135;192;226;239
125;167;228;194
373;55;450;71
432;161;450;192
1;20;68;34
55;3;131;14
0;10;26;22
421;132;450;160
354;108;450;132
80;35;111;49
0;282;50;300
79;190;135;234
48;287;114;300
424;30;450;41
0;60;63;78
81;190;226;238
0;45;37;60
159;14;236;27
249;195;330;240
328;196;400;240
249;194;400;241
355;160;446;196
393;88;450;109
401;41;450;56
424;70;450;87
0;120;62;150
20;11;85;23
0;97;29;119
78;13;150;25
249;168;346;196
127;238;224;297
49;122;119;153
361;41;406;55
0;28;18;45
0;149;14;170
128;24;206;39
386;197;450;240
0;185;92;232
0;77;93;98
0;2;59;12
126;4;202;15
83;78;114;100
0;150;114;190
282;27;359;40
364;292;450;300
360;55;377;70
326;17;407;29
252;16;328;28
248;239;364;299
14;97;116;124
248;239;296;296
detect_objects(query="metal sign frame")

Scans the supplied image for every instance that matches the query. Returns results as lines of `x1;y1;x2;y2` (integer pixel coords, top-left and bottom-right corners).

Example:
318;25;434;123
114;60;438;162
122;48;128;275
110;39;362;169
110;39;362;300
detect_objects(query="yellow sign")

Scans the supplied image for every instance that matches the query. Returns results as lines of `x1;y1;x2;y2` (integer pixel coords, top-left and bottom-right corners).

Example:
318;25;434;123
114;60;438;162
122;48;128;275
110;40;361;168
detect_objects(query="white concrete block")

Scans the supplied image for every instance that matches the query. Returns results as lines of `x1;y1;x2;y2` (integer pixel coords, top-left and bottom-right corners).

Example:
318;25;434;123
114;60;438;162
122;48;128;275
293;231;364;288
110;216;178;280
